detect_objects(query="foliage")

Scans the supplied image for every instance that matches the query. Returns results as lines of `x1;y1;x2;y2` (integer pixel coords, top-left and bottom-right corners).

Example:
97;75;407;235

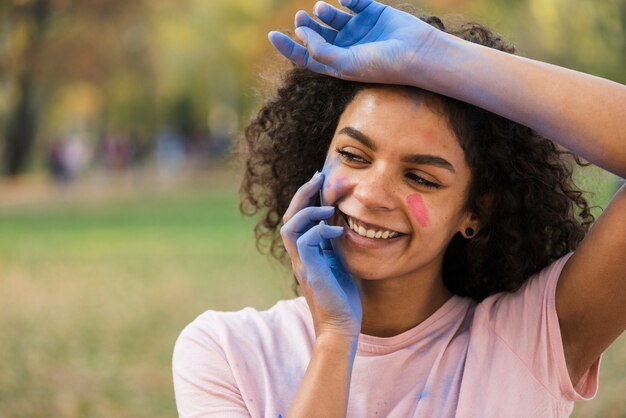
1;0;625;175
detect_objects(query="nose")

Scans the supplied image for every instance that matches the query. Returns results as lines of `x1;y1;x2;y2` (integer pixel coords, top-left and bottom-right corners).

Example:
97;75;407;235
352;166;398;211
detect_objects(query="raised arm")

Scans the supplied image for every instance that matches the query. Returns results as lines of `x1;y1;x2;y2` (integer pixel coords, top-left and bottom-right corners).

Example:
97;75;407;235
270;0;626;177
280;172;362;417
270;0;626;387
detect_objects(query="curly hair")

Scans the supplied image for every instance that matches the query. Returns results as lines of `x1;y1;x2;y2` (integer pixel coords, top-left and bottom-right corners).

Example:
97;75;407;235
238;8;595;302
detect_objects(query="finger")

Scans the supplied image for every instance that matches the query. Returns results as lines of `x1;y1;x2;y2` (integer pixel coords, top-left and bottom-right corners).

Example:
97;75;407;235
338;0;384;14
297;224;344;276
295;10;338;44
313;1;352;32
268;31;306;64
298;224;344;250
282;172;324;223
282;206;335;238
283;207;335;258
318;220;334;251
294;26;345;71
268;31;341;76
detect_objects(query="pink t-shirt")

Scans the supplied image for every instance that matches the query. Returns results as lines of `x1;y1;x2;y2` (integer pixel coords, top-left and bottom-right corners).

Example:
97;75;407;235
173;253;600;417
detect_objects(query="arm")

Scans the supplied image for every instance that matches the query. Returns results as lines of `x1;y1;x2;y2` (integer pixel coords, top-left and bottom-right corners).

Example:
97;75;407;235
417;33;626;178
280;171;363;417
415;29;626;382
272;0;626;177
288;335;357;418
416;37;626;378
270;0;626;386
392;8;626;386
555;183;626;385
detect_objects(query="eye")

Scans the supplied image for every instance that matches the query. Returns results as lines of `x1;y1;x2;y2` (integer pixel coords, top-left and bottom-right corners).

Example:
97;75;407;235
336;148;369;164
406;172;441;189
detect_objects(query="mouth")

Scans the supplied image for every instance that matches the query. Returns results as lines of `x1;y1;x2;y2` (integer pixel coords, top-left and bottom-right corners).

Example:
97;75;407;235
337;210;407;241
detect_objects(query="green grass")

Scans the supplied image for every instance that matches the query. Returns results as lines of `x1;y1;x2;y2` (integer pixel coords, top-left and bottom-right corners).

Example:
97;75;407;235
0;177;293;418
0;167;623;417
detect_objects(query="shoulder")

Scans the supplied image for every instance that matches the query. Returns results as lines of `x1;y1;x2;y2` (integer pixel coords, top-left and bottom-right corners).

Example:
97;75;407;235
470;252;599;402
478;252;574;317
473;251;574;348
174;297;312;357
172;298;313;416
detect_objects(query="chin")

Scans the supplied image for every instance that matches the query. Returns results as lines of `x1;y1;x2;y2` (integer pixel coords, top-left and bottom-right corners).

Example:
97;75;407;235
337;253;392;281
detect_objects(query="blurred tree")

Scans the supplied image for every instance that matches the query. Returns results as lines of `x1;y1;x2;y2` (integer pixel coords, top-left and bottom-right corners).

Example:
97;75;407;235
1;0;623;177
1;0;152;176
2;0;50;176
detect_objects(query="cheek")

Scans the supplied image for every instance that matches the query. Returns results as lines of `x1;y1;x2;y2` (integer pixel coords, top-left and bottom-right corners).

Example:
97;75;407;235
322;176;347;205
321;155;345;205
406;193;430;228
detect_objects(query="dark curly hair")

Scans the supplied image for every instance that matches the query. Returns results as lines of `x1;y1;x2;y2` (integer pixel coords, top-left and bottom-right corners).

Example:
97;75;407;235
238;7;595;302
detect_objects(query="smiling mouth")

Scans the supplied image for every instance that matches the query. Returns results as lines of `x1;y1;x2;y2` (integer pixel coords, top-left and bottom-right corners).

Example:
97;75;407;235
339;211;405;240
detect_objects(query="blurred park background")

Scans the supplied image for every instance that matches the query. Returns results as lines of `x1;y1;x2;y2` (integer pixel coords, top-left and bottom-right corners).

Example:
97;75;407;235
0;0;624;417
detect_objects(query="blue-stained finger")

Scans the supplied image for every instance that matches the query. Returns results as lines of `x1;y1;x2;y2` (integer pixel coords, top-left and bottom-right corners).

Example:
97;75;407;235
268;31;300;61
295;26;345;72
283;206;335;237
313;1;352;31
282;171;324;222
298;224;343;249
297;226;346;301
318;219;334;252
297;224;344;277
269;29;340;76
295;10;338;44
269;30;327;72
338;0;374;13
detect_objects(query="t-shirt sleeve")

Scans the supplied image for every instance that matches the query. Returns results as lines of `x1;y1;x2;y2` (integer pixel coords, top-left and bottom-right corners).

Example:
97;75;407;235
478;252;601;402
172;314;251;418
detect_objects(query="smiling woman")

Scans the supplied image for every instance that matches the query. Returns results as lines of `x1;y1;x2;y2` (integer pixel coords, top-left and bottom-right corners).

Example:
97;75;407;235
172;1;626;417
239;71;592;302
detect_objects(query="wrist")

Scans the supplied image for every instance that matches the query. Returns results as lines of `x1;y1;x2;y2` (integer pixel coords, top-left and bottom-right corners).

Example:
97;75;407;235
314;332;359;357
407;29;469;96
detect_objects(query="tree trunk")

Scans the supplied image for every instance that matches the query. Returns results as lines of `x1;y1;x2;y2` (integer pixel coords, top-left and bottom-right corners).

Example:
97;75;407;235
4;76;37;176
3;0;49;177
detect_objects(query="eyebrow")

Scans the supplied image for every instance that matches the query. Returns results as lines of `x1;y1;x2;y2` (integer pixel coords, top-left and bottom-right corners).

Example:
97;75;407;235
337;126;456;174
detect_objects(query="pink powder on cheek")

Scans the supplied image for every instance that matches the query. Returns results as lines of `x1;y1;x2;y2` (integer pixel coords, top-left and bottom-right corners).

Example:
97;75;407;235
407;193;430;228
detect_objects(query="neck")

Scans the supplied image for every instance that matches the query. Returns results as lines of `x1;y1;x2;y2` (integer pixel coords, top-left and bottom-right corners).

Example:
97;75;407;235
357;267;453;338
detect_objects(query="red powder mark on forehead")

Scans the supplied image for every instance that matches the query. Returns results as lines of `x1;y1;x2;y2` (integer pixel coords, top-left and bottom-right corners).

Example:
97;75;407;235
407;193;430;228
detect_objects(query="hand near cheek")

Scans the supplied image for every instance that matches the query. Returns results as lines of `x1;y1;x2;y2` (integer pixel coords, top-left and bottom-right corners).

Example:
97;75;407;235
281;172;362;340
268;0;442;86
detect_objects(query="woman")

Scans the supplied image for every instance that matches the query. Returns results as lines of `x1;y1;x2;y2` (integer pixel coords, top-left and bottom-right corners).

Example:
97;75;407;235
173;1;626;416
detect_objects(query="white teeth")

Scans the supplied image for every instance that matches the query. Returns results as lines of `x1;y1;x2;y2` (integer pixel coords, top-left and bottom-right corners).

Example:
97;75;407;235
346;216;399;240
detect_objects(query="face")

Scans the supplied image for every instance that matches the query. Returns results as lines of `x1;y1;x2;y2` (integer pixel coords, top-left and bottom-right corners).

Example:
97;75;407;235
322;87;476;282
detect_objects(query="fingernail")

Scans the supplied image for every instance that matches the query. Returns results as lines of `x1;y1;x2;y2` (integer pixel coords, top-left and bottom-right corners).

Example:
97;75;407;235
313;2;322;16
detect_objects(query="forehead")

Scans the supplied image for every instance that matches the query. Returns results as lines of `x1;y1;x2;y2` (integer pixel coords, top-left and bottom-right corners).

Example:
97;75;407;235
337;87;460;149
335;87;463;160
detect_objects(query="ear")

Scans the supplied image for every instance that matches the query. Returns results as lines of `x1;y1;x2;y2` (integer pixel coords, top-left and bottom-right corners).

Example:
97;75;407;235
459;191;495;239
460;212;481;239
